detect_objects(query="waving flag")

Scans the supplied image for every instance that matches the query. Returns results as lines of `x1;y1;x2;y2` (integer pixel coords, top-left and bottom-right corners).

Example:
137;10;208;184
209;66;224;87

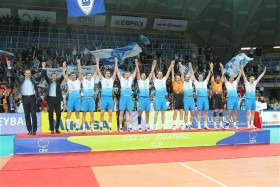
182;63;189;74
66;0;105;17
225;53;253;77
0;50;14;61
89;42;142;65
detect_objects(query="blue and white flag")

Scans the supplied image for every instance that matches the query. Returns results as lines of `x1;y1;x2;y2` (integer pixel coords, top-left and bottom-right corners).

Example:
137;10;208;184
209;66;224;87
225;53;253;77
89;42;142;65
182;63;189;74
66;0;105;17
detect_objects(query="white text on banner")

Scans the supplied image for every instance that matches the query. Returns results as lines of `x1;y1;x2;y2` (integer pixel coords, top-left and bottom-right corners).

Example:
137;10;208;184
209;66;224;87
153;18;188;31
110;16;147;29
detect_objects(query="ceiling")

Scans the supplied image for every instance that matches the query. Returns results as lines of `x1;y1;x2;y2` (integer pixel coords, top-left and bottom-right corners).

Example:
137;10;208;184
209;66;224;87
1;0;280;60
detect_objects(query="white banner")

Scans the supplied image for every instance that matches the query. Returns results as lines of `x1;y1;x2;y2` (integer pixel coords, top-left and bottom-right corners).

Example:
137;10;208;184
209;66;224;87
111;16;147;29
18;9;56;24
46;65;96;78
262;111;280;126
0;8;11;18
67;15;106;26
153;18;188;31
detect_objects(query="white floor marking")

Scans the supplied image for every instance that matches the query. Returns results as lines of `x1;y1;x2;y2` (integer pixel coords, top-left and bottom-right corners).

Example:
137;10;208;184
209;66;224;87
177;162;227;187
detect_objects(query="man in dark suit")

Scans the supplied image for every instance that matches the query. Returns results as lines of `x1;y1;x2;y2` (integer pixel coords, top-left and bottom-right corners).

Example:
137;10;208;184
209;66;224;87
7;59;44;135
41;61;64;134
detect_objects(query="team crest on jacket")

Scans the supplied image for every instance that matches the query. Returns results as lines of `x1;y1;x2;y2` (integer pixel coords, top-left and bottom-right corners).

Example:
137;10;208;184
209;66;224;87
77;0;94;15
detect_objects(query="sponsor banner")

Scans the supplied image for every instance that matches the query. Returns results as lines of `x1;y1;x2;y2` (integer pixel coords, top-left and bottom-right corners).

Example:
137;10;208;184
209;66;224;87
217;129;270;145
111;16;147;29
0;8;11;18
0;113;41;135
67;15;106;26
262;111;280;126
46;65;96;77
153;18;188;31
126;110;247;130
18;9;56;23
41;112;117;132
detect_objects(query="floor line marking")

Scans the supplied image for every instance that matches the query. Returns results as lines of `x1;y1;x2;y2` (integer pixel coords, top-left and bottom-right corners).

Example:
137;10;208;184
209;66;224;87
177;162;227;187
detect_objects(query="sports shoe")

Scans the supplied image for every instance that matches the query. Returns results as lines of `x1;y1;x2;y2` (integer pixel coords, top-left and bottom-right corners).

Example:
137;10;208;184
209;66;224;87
82;128;86;134
185;125;189;130
146;126;151;132
204;125;210;130
138;125;142;132
172;125;176;130
108;127;112;133
153;125;157;131
197;124;201;130
65;129;70;134
234;125;240;130
128;127;133;132
119;127;123;132
250;124;257;129
162;125;166;130
75;128;79;133
91;127;95;133
189;125;194;130
214;125;219;130
220;125;226;130
100;126;104;133
180;125;184;130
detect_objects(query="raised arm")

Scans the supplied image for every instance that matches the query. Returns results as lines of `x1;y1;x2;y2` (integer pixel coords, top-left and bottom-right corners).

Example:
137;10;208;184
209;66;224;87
36;61;47;82
236;64;243;83
131;59;137;80
165;60;175;79
242;67;247;83
95;58;104;80
219;62;224;82
206;62;213;82
6;58;20;83
255;66;266;84
62;61;68;82
135;59;140;80
77;59;83;81
210;62;214;82
148;60;156;80
112;57;118;80
179;62;184;81
188;62;196;81
171;63;175;82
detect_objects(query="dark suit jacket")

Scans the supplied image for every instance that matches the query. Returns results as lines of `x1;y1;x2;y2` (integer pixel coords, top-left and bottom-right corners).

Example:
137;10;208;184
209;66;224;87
7;68;43;98
41;69;64;101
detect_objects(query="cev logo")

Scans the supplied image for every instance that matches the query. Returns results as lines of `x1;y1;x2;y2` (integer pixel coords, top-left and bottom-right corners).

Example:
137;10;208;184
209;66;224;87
38;138;49;153
249;130;257;143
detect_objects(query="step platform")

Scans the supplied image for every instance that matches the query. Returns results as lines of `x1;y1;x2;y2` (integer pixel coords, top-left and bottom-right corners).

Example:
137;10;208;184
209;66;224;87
14;128;270;155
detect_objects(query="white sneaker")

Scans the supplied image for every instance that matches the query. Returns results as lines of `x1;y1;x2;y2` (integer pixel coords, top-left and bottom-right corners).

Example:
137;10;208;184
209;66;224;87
204;125;210;130
189;125;194;130
108;127;112;133
234;125;240;130
162;125;166;130
180;125;184;130
138;125;142;132
153;125;157;131
250;124;257;129
172;125;176;131
146;126;151;132
82;128;86;134
91;127;95;133
185;125;189;130
100;126;104;132
224;125;229;130
197;124;202;130
119;127;123;132
220;125;226;130
65;129;70;134
128;126;133;132
75;127;79;133
214;125;218;130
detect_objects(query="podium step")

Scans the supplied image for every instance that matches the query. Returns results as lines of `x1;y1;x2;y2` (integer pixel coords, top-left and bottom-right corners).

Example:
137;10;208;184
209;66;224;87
14;129;270;155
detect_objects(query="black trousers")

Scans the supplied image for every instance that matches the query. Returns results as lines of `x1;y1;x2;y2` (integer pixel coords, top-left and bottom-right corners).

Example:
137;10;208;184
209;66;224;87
22;95;37;133
48;97;61;131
